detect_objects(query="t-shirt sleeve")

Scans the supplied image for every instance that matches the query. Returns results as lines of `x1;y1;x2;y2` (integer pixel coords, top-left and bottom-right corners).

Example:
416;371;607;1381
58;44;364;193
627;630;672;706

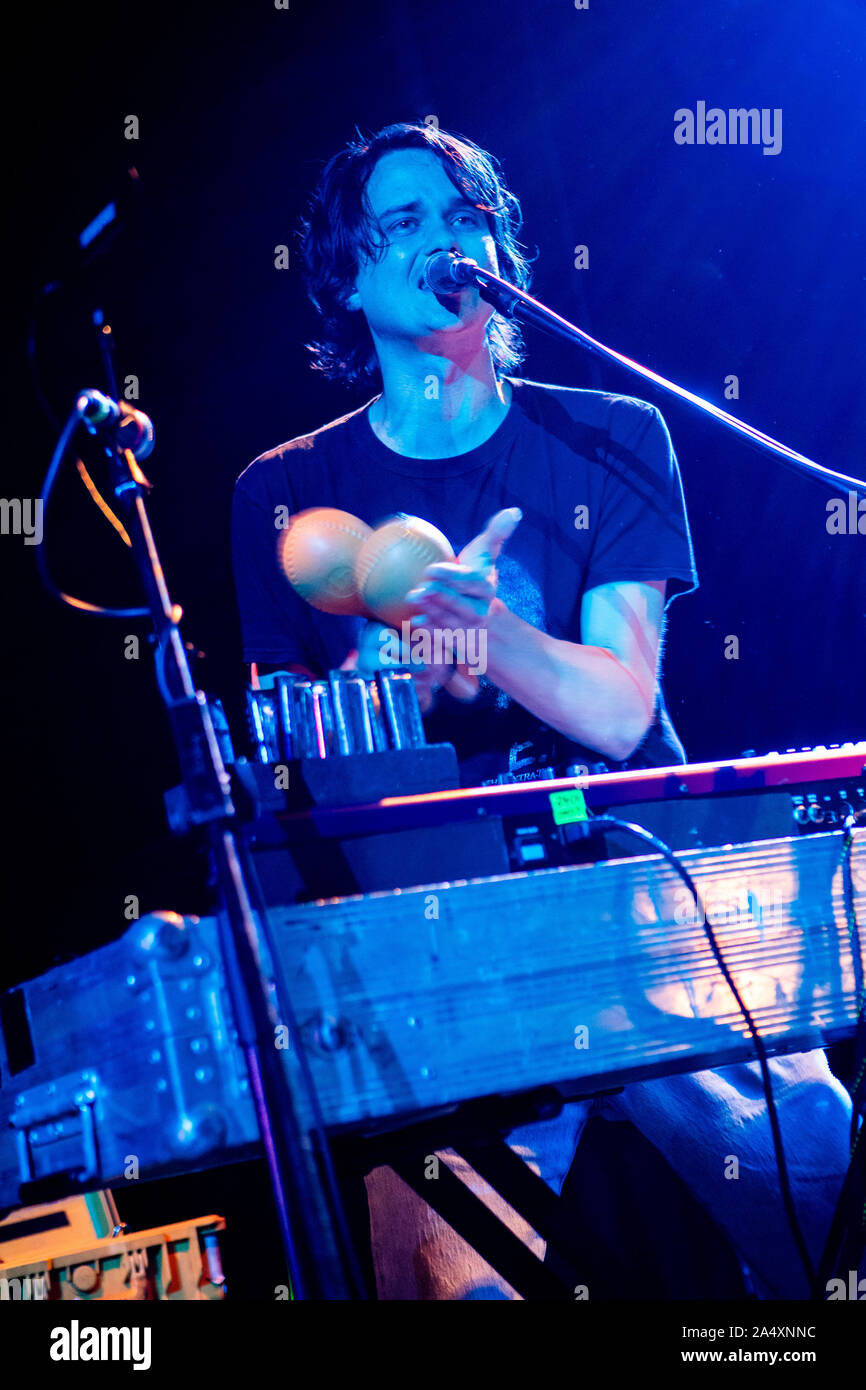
230;473;321;666
584;398;698;602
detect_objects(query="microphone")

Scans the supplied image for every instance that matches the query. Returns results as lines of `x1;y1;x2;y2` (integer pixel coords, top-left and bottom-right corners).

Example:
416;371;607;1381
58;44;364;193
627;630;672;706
422;252;481;294
76;389;155;461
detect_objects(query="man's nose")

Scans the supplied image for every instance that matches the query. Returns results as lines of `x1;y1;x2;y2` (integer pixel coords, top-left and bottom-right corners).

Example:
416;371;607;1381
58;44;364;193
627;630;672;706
423;241;463;263
418;232;463;284
427;217;465;257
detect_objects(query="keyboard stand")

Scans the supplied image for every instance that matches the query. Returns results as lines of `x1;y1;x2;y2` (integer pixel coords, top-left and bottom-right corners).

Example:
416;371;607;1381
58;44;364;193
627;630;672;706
329;1084;623;1301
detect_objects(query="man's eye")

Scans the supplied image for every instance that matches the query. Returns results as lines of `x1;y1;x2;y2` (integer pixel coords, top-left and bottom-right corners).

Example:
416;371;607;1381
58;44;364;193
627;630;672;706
454;212;481;225
391;217;418;231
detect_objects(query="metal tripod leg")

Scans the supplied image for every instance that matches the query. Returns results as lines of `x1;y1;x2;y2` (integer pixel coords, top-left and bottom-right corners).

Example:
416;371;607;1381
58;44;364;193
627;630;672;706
386;1141;573;1300
330;1087;611;1299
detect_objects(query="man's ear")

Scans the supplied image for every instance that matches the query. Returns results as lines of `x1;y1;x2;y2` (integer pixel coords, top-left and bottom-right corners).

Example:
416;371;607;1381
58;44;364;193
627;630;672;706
343;288;362;312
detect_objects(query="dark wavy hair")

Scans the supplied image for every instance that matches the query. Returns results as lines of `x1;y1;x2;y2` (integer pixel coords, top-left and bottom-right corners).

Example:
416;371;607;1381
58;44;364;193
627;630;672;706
298;122;532;388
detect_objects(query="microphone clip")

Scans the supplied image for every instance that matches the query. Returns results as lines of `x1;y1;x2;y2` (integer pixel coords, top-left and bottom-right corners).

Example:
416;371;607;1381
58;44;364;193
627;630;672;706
76;389;155;462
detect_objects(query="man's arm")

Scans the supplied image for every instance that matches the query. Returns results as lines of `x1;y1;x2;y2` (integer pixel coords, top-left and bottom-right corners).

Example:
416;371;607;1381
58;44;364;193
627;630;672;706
249;579;664;756
467;579;666;763
409;509;668;761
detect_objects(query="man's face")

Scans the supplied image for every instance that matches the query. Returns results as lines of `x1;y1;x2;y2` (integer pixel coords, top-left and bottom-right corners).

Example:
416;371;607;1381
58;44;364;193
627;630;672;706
346;147;500;355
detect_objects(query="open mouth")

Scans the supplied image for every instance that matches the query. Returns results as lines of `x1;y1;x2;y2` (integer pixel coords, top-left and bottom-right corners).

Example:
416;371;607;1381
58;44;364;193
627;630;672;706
418;277;463;305
418;274;464;295
433;290;462;312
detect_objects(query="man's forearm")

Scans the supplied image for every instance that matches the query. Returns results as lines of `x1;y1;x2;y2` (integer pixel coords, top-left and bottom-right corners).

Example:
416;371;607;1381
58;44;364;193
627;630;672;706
483;600;655;762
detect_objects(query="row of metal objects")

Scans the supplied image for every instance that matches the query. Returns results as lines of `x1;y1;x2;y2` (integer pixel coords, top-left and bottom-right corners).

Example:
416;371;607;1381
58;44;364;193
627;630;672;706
246;670;427;762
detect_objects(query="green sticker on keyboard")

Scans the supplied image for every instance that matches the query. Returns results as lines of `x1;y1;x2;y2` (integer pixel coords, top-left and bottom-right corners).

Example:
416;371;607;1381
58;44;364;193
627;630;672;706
549;789;588;825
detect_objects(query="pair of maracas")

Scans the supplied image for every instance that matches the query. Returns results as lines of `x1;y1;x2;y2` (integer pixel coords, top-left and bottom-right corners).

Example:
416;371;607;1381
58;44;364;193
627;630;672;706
278;507;454;626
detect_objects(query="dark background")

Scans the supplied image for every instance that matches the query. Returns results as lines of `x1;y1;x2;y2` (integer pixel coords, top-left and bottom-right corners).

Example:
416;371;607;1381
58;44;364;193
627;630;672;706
2;0;864;1294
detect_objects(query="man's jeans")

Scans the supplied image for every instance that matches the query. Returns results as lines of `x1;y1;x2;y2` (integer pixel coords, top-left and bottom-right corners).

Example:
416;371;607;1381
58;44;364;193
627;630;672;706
365;1049;856;1299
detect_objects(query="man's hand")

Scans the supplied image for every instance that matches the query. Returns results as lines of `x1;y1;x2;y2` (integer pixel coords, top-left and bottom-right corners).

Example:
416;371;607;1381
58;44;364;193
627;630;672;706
341;509;522;712
405;506;522;629
344;619;478;711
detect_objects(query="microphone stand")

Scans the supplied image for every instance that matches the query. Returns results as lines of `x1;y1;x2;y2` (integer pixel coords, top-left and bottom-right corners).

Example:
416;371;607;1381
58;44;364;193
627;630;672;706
102;433;365;1300
456;259;866;496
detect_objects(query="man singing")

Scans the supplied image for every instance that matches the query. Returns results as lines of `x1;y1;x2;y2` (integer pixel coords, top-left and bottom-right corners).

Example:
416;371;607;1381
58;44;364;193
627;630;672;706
231;121;853;1299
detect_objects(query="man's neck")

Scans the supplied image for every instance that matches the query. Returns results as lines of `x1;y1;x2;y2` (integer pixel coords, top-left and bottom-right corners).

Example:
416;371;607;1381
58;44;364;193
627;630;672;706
368;356;512;459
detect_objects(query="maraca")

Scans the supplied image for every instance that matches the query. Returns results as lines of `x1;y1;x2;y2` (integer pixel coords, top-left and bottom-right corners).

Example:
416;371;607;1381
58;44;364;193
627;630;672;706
355;514;455;626
278;507;372;615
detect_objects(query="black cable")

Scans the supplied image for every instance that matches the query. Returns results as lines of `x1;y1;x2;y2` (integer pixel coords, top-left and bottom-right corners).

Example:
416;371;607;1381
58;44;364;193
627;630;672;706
28;284;137;552
30;280;149;617
576;813;816;1293
813;818;866;1295
36;407;151;618
814;1119;866;1296
154;627;187;707
839;817;866;1131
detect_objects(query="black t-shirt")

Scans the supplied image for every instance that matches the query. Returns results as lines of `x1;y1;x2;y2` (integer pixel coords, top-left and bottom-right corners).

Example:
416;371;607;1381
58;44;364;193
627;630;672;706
231;378;698;786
